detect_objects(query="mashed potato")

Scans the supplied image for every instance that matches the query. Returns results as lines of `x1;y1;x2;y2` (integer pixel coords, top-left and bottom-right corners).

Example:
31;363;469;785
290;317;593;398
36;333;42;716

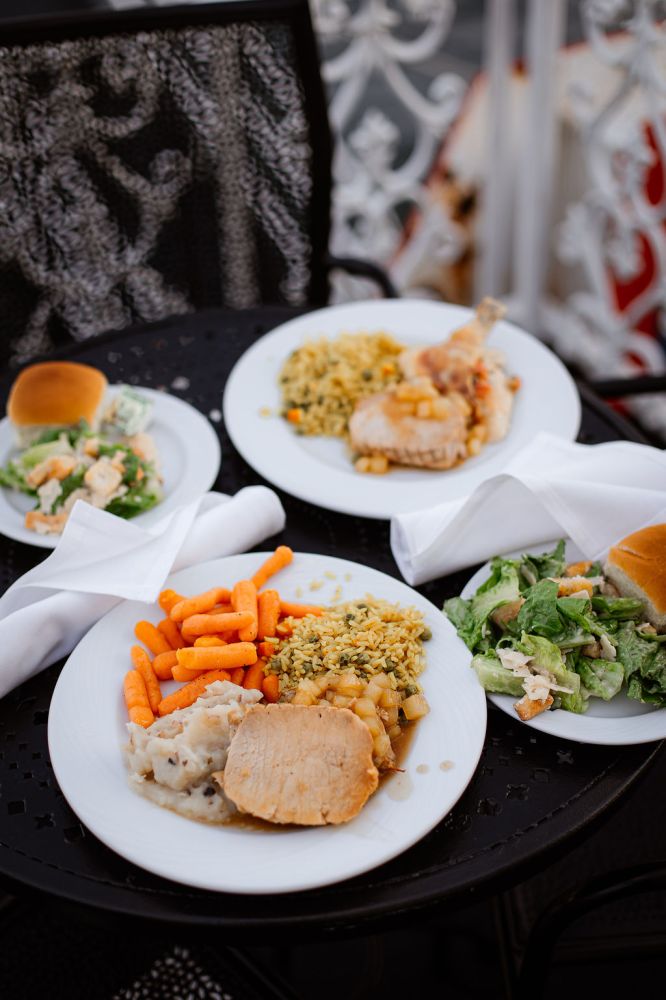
124;680;262;823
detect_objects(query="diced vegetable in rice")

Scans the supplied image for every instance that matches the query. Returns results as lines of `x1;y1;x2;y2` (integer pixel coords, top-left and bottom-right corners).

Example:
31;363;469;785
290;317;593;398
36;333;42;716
266;597;428;695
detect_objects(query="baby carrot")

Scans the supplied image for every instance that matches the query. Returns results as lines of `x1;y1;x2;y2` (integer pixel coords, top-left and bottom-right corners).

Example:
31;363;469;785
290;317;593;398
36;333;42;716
124;670;154;728
181;611;254;637
257;589;280;640
230;667;246;685
157;669;232;716
169;588;231;623
262;674;280;703
257;640;279;658
157;617;186;650
231;580;258;642
158;589;184;615
152;650;178;680
279;601;323;618
243;658;266;692
205;603;233;615
176;642;257;672
252;546;294;590
172;662;204;683
130;645;162;714
180;624;198;645
194;635;227;647
135;620;173;656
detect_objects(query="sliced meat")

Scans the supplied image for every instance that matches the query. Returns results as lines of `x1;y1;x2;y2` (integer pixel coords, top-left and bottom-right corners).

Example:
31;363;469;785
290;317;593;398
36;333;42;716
349;389;469;470
221;703;379;825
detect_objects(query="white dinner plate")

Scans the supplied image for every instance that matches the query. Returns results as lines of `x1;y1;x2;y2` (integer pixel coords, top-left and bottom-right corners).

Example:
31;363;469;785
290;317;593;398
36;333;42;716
0;386;221;548
223;299;581;519
48;552;487;894
460;541;666;745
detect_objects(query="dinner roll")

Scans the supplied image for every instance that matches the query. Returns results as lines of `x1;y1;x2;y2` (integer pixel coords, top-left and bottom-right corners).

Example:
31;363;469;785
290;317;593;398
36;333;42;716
605;524;666;631
7;361;108;434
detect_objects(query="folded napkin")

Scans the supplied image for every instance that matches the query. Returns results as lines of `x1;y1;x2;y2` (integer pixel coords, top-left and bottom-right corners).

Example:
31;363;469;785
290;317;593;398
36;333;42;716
391;433;666;585
0;486;285;699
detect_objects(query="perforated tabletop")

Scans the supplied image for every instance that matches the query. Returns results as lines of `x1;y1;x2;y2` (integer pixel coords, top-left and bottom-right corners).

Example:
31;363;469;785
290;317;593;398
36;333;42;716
0;307;660;933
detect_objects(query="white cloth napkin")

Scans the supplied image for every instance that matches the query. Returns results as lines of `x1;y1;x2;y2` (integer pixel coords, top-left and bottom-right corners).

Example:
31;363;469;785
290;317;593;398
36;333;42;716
391;433;666;585
0;486;285;698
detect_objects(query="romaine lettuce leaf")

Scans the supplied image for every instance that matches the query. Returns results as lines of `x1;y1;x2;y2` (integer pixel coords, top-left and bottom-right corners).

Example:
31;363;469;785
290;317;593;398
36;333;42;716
444;560;521;652
518;540;566;588
105;490;161;519
0;461;34;493
516;579;562;639
614;622;658;680
576;656;624;700
471;652;525;696
590;595;644;620
517;632;586;713
19;438;72;470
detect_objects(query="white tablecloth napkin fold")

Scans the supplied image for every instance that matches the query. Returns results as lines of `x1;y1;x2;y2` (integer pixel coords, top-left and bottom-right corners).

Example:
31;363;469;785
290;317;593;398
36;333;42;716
0;486;285;698
390;433;666;585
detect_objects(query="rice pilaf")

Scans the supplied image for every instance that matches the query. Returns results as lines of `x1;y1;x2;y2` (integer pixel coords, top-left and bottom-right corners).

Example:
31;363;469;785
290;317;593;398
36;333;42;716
265;597;430;695
279;332;404;437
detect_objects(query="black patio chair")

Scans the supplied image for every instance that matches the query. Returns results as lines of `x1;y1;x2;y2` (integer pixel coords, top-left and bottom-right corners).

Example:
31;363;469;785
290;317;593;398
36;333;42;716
0;0;395;369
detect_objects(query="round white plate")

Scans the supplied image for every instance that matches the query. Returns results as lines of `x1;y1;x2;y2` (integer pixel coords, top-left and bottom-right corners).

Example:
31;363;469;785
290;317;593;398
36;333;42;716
0;386;221;548
223;299;581;519
48;552;487;895
460;541;666;745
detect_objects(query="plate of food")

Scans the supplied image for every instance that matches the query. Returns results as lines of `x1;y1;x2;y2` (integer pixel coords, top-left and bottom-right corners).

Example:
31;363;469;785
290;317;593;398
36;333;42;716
48;547;486;894
0;360;221;547
223;298;581;519
444;524;666;744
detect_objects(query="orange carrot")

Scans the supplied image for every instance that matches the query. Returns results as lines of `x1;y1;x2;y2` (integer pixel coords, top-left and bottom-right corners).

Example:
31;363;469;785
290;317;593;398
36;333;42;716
130;645;162;714
157;617;186;650
169;588;231;623
230;667;246;685
231;580;258;642
157;669;232;716
172;663;204;683
257;640;280;658
176;642;257;672
262;674;280;703
152;650;178;681
194;635;227;647
180;624;198;645
124;670;154;727
257;589;280;640
135;620;173;656
243;658;266;691
158;589;184;615
181;611;254;637
205;603;233;615
252;546;294;590
279;601;323;618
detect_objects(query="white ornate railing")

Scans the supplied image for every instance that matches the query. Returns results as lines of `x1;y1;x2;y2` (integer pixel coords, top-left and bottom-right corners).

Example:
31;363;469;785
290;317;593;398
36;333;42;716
538;0;666;433
310;0;467;297
110;0;666;434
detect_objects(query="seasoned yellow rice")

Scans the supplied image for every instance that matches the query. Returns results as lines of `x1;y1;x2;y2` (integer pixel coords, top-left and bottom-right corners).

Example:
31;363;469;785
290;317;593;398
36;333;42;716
278;332;404;436
265;597;430;695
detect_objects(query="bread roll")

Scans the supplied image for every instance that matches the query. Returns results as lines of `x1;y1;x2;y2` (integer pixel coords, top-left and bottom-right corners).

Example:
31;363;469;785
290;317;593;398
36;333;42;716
7;362;108;437
605;525;666;631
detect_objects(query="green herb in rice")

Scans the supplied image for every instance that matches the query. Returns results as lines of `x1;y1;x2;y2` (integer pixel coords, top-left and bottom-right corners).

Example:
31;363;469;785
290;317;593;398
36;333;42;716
278;332;404;437
266;597;428;694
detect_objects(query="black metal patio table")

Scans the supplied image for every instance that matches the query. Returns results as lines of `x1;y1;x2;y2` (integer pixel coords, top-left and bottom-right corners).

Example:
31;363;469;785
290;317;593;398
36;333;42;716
0;306;661;936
